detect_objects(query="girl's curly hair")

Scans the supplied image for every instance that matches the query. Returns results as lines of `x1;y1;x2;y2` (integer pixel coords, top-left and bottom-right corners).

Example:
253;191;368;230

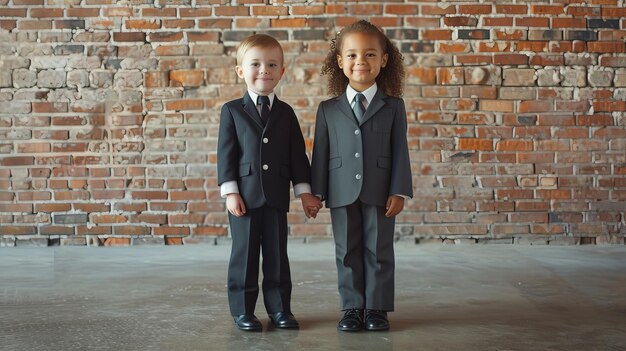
321;20;405;98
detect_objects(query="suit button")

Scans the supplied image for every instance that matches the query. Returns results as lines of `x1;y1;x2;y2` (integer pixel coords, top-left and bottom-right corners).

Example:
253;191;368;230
355;174;361;180
263;138;269;144
354;152;360;158
354;129;360;135
262;164;269;170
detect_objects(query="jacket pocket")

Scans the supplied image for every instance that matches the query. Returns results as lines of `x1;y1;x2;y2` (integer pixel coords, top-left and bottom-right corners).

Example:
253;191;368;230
329;156;342;170
239;163;251;177
377;157;391;169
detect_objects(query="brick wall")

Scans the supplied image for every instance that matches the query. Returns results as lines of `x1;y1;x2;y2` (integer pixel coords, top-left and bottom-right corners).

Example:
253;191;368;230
0;0;625;247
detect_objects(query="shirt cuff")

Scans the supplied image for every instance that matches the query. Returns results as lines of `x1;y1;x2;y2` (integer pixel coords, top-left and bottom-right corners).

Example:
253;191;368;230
294;183;311;197
393;194;411;200
220;181;239;198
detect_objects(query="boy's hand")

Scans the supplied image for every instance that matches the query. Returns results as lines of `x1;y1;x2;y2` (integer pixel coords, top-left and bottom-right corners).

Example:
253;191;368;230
300;193;322;219
385;195;404;217
226;193;246;217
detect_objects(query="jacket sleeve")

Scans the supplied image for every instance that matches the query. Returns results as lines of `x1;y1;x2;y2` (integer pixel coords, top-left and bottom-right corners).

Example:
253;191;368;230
217;103;239;186
389;98;413;198
310;102;329;201
288;107;311;186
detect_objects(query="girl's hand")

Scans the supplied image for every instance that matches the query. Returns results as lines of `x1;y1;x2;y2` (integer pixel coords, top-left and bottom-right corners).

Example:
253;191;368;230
226;193;246;217
385;195;404;217
300;193;322;219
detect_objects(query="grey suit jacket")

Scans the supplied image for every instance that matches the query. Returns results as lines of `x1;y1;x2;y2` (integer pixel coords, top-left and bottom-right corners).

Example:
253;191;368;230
311;89;413;209
217;92;311;211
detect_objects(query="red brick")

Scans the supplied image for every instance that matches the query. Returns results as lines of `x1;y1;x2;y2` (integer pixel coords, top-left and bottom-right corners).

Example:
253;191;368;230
531;5;565;15
163;20;195;29
113;32;145;42
458;138;493;151
18;20;52;30
155;227;189;236
458;4;492;14
0;20;16;30
67;8;100;17
519;101;553;113
495;5;528;14
291;6;325;15
421;4;455;15
482;17;513;27
494;29;525;40
165;99;204;111
148;32;184;42
444;16;478;27
271;18;306;27
103;7;133;17
103;238;131;246
125;19;161;30
0;8;27;17
142;8;176;17
131;191;167;200
0;226;36;235
588;42;625;53
439;43;470;54
170;70;204;87
552;18;587;28
179;8;213;17
494;54;529;65
30;8;64;18
515;17;550;27
385;4;417;15
422;29;452;40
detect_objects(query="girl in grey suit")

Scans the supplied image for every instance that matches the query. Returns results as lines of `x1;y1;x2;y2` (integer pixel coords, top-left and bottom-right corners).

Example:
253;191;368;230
311;20;413;332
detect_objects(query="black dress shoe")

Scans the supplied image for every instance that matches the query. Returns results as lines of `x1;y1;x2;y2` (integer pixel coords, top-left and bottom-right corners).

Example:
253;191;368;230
269;312;299;329
337;309;364;332
233;314;262;331
364;310;389;331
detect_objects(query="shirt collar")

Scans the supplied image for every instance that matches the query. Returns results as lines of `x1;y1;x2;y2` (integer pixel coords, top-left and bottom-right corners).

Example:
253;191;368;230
248;90;275;109
346;83;377;107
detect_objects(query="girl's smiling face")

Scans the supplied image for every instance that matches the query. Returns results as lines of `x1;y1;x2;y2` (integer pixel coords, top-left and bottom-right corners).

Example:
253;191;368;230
337;32;388;92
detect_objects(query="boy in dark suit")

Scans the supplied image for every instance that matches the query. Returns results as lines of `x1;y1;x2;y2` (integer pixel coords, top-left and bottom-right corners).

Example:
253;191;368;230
217;34;322;331
311;21;413;331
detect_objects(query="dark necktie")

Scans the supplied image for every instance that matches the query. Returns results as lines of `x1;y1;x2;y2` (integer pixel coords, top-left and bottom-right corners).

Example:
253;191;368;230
257;95;270;126
353;93;365;123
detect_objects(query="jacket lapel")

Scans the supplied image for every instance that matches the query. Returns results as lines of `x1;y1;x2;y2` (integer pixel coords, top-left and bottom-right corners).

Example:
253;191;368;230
360;89;387;126
242;92;264;129
335;93;359;125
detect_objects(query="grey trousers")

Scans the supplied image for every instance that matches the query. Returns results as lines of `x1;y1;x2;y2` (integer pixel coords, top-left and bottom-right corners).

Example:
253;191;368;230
330;199;396;311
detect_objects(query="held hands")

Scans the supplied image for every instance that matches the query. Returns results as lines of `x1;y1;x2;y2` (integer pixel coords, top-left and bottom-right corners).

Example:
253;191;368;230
385;195;405;217
226;193;246;217
300;193;323;219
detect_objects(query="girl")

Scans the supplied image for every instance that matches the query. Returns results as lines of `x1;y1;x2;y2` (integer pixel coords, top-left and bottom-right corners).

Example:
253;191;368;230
311;20;413;332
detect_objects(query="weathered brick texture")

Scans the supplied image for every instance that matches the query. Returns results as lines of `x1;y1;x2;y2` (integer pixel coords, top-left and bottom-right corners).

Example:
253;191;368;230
0;1;625;246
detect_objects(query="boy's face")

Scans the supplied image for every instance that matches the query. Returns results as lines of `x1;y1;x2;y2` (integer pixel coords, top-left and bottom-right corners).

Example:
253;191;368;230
337;32;388;92
236;46;285;96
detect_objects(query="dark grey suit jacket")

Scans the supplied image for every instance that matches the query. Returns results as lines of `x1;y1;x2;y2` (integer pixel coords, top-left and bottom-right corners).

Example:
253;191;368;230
311;89;413;208
217;93;311;211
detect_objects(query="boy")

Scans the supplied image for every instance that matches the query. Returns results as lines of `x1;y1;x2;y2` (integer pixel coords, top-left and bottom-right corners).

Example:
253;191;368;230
217;34;321;331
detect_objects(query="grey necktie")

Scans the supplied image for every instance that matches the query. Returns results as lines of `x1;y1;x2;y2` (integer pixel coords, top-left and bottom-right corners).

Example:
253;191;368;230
257;95;270;125
353;93;365;123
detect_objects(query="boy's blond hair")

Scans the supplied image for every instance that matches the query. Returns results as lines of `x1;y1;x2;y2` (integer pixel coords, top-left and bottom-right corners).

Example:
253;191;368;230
236;34;284;66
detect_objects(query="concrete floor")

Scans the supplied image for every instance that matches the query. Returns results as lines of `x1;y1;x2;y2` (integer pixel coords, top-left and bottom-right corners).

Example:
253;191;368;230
1;241;626;351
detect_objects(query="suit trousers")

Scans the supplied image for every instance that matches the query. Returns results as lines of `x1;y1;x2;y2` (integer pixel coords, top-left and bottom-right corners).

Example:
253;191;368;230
227;204;292;316
330;199;396;312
